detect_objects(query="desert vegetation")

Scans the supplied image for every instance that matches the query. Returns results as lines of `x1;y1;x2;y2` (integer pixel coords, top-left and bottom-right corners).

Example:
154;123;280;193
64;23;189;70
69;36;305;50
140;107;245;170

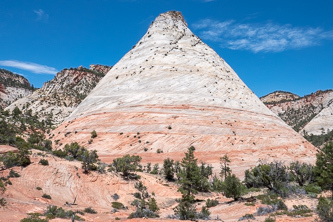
1;105;333;220
304;128;333;147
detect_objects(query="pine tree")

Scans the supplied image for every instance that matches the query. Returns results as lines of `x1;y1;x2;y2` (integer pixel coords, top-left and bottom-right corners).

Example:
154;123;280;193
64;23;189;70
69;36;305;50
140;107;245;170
177;146;200;202
315;142;333;199
174;146;207;220
220;154;231;180
222;174;242;201
163;158;175;180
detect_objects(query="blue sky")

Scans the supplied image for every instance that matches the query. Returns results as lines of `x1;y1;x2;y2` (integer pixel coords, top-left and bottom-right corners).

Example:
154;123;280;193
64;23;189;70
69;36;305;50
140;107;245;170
0;0;332;97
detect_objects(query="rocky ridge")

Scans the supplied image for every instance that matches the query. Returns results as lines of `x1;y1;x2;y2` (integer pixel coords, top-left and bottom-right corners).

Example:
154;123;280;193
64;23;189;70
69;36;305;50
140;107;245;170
6;65;111;125
0;68;34;109
52;11;316;176
260;91;300;104
261;90;333;133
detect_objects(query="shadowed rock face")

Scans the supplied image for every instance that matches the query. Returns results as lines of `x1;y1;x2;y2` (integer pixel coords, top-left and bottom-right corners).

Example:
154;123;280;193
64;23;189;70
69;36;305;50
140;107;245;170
52;11;316;175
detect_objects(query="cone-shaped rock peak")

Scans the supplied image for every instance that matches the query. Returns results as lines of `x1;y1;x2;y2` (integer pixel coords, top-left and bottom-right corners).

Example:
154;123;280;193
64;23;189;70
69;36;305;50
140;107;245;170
68;11;271;119
52;11;316;176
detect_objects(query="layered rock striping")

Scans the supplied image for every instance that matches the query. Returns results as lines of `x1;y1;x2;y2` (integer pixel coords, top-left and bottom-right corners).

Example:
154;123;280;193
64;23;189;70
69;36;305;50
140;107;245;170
52;11;316;176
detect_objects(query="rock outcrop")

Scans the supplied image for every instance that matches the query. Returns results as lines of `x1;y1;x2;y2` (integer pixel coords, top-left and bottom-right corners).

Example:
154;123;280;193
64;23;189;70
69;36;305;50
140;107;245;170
260;91;300;104
262;90;333;132
6;65;111;125
0;68;33;108
52;11;316;176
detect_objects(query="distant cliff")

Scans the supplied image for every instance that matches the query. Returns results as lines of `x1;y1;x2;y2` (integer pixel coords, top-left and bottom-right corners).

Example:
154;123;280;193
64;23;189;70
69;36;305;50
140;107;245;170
0;68;34;108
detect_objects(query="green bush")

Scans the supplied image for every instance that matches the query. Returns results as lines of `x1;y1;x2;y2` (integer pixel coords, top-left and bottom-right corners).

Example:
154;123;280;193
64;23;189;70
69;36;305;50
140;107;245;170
112;201;124;210
305;184;322;194
9;169;20;178
44;205;83;220
39;159;49;166
133;192;141;199
197;206;210;219
0;197;6;206
84;207;97;214
148;198;159;212
241;187;261;195
81;149;99;173
286;205;312;217
211;175;223;192
244;161;289;197
317;197;333;222
36;187;42;190
91;130;97;138
42;194;51;199
112;154;141;178
64;142;83;159
264;216;276;222
20;214;48;222
0;180;5;192
289;161;314;186
174;199;197;220
257;194;287;210
150;164;159;175
52;149;67;158
1;148;31;168
222;174;243;200
206;199;218;208
239;214;255;221
128;208;159;219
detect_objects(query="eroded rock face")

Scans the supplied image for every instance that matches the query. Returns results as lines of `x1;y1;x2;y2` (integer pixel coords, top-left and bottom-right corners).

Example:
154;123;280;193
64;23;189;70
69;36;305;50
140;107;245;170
0;69;33;108
262;90;333;132
6;65;111;125
52;11;316;175
1;152;274;221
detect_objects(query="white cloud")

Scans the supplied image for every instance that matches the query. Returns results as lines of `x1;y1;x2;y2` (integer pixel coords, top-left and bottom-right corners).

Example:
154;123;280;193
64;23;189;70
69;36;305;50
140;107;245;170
33;9;49;22
192;19;333;53
0;60;58;75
